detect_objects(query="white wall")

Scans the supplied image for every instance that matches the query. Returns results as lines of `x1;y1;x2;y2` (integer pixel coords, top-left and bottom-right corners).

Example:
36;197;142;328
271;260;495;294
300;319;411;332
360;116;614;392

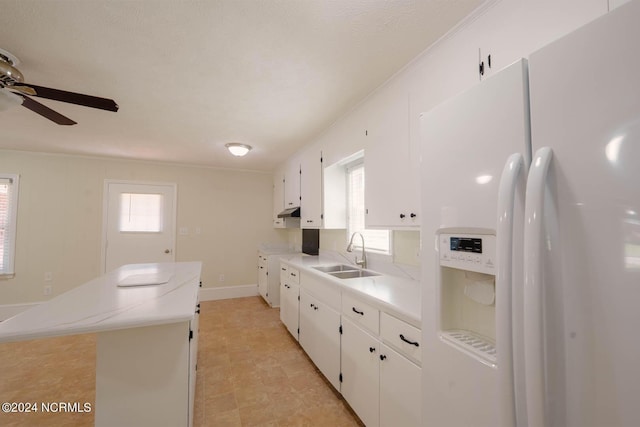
0;150;287;305
312;0;608;163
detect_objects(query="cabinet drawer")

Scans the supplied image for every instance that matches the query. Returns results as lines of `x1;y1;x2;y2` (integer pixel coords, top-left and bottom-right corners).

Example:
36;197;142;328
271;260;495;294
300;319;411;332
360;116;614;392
342;293;379;335
380;312;421;364
288;267;300;285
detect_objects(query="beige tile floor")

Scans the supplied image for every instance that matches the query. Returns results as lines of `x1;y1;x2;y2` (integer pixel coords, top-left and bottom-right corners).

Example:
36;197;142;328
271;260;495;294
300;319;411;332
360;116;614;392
0;296;363;427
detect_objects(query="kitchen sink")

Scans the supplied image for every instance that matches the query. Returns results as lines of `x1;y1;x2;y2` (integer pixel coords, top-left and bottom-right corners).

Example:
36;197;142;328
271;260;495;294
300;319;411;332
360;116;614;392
312;264;357;273
328;270;381;279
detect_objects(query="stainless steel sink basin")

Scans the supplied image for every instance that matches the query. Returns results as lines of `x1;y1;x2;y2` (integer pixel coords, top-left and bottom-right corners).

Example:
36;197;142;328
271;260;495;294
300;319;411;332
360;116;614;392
328;270;381;279
312;264;357;273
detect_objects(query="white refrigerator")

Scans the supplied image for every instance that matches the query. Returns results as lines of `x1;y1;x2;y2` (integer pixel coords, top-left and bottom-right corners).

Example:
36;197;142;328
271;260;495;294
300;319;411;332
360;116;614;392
420;1;640;426
420;57;532;427
525;1;640;426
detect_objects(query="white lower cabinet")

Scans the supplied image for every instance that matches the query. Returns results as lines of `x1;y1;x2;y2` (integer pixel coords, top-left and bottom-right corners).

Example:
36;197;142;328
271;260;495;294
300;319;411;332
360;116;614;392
280;281;299;340
379;343;421;427
277;262;421;426
299;289;341;390
341;304;422;427
341;316;381;427
280;263;300;340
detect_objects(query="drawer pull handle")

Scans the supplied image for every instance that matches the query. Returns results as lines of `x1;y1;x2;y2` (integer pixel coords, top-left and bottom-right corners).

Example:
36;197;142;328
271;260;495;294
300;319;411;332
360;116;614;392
291;273;297;277
399;334;419;347
369;347;376;353
352;307;364;316
379;354;387;361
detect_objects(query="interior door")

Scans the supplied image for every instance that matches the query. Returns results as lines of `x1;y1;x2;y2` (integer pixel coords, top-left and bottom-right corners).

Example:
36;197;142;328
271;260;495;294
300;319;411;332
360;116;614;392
103;181;176;272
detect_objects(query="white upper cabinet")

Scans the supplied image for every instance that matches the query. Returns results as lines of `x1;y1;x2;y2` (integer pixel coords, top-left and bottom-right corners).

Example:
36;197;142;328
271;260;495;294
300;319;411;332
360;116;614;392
284;157;301;209
272;171;285;228
300;148;323;228
365;89;420;229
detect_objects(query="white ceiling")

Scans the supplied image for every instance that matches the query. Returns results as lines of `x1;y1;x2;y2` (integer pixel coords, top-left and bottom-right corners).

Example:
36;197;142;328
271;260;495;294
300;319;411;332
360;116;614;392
0;0;482;171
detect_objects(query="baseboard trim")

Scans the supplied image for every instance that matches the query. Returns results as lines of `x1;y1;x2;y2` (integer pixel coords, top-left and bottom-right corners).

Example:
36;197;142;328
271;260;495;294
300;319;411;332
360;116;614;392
198;284;259;301
0;302;41;321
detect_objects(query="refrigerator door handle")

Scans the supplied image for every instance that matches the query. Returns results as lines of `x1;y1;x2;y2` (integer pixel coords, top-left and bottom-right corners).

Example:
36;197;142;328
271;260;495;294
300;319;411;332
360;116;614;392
523;147;553;427
496;152;525;427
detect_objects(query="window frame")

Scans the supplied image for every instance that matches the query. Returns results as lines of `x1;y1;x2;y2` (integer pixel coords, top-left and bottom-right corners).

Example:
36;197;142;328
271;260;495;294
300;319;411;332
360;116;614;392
344;157;391;255
0;173;20;278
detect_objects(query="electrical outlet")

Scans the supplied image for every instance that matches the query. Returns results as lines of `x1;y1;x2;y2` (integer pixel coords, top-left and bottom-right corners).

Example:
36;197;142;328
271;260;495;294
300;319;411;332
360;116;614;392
44;272;53;282
44;285;52;296
219;274;225;282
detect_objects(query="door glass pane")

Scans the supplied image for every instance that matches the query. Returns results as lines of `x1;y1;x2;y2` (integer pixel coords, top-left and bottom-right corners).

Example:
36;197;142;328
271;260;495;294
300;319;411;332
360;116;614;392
119;193;163;232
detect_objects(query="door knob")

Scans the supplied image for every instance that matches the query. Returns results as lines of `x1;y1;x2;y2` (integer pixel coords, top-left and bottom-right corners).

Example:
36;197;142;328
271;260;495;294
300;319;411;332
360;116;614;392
164;249;171;254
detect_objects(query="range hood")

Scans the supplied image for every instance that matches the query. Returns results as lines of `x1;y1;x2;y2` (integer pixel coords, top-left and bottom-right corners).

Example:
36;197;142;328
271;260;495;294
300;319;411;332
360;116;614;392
277;206;300;218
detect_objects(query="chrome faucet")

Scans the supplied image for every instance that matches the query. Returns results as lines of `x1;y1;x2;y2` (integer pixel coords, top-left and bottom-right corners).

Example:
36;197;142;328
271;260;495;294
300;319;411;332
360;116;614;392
346;232;367;269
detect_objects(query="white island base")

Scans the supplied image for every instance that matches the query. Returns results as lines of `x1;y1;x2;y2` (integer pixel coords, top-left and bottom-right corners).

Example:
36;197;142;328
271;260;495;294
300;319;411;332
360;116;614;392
96;321;192;426
0;262;202;427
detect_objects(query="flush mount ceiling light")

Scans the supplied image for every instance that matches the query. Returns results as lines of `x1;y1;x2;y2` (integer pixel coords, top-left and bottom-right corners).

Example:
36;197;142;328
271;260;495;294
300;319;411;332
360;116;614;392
225;143;252;157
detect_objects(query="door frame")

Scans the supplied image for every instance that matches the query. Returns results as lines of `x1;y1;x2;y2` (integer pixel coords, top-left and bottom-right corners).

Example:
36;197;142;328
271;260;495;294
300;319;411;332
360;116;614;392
100;179;178;273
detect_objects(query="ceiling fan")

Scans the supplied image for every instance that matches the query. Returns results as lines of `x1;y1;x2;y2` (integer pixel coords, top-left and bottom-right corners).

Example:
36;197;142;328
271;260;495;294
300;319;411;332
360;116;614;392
0;48;118;125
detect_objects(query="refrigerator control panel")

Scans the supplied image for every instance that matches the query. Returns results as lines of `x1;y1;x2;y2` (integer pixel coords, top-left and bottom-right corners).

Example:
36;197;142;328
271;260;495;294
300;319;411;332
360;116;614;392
438;233;495;275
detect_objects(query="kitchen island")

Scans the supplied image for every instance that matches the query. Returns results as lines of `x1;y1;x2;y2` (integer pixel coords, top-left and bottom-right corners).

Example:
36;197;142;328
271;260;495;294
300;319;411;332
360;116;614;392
0;262;202;427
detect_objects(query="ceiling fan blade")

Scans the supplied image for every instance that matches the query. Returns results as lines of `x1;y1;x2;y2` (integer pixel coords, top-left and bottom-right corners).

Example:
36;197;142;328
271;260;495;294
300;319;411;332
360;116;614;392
20;95;77;125
7;84;36;96
13;82;119;112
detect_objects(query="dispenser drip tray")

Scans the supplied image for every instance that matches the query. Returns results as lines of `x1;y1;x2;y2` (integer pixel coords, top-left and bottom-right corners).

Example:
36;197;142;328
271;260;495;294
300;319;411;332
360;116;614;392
441;329;497;366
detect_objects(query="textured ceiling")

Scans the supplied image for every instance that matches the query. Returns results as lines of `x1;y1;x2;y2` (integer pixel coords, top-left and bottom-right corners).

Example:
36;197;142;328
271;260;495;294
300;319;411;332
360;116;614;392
0;0;482;171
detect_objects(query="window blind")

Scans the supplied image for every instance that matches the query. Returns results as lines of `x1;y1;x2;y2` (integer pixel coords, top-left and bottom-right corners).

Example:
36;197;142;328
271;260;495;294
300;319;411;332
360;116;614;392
346;162;390;253
0;175;19;276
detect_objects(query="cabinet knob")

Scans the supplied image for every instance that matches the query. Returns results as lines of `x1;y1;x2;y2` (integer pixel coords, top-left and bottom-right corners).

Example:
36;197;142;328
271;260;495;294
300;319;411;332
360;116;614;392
369;347;376;353
399;213;406;219
410;213;417;218
379;354;387;361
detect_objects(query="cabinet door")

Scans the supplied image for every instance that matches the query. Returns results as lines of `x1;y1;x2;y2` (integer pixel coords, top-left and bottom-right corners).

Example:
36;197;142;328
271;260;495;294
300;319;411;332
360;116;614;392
280;281;299;340
379;344;421;427
300;149;323;228
258;265;268;303
189;308;199;427
341;317;381;427
365;91;419;228
273;173;285;228
284;159;301;208
298;290;316;356
299;290;341;390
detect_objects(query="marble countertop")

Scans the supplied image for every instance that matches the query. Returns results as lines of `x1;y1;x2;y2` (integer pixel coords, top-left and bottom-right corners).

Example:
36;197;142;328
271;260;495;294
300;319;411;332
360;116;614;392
281;255;421;327
0;262;202;343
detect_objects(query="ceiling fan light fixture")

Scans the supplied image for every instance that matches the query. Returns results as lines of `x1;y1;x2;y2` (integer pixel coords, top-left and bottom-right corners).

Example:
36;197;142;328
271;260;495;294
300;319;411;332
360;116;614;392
225;143;252;157
0;89;22;111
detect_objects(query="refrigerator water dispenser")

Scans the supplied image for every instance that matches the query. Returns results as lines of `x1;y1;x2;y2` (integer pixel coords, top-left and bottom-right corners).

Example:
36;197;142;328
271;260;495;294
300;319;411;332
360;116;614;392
437;230;497;367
